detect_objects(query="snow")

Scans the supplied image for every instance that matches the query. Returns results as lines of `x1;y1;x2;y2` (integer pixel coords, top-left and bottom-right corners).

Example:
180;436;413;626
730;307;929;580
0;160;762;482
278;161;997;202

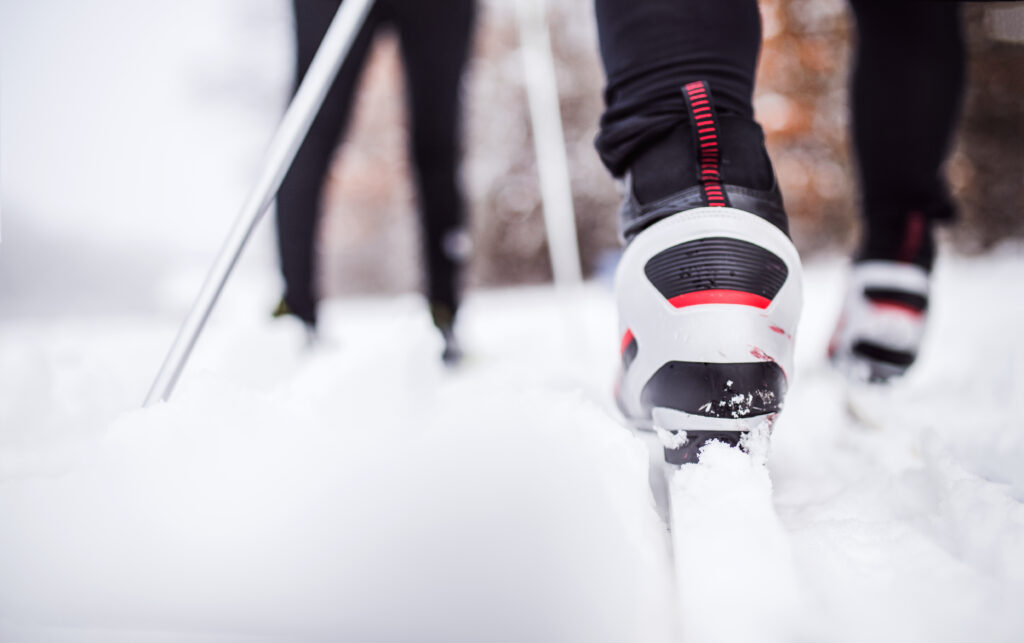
0;291;678;643
3;1;1024;642
4;264;1024;643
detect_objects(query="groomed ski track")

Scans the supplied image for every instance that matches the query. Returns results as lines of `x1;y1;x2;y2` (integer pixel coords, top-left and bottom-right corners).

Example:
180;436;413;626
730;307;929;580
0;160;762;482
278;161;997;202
2;0;1022;639
2;254;1023;642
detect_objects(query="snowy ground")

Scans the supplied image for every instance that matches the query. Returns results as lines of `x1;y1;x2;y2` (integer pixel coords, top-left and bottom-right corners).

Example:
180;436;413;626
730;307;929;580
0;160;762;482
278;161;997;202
2;255;1024;643
3;1;1024;642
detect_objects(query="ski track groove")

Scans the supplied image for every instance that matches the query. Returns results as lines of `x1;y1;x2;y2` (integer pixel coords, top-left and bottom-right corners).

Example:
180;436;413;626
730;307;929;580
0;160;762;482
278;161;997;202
1;255;1022;641
3;0;1022;637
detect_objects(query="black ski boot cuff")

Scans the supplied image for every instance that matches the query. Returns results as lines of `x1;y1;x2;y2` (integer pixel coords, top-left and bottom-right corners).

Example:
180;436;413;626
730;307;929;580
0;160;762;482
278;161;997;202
618;119;789;243
856;203;954;271
618;88;788;244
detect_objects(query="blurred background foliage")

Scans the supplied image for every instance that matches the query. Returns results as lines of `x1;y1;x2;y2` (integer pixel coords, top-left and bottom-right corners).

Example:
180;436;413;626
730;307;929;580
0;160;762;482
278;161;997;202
314;0;1024;298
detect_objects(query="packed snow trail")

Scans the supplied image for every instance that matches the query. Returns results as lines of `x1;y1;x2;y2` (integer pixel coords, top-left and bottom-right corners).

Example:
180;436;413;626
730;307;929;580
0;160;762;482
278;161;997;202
668;441;808;643
0;291;677;643
770;254;1024;643
3;1;1024;639
2;254;1024;641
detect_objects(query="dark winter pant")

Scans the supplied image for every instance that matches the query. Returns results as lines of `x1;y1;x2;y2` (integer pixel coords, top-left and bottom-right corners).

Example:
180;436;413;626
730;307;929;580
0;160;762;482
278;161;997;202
276;0;476;326
595;0;965;267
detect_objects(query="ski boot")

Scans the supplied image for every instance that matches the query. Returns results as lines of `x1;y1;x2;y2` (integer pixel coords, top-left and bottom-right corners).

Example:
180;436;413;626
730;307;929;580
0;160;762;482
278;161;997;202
430;300;463;366
829;211;937;383
828;260;930;383
614;81;803;465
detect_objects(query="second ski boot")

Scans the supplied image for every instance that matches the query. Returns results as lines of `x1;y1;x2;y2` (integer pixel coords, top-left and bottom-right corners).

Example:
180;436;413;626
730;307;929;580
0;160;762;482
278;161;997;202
828;260;930;383
614;81;803;465
829;211;938;383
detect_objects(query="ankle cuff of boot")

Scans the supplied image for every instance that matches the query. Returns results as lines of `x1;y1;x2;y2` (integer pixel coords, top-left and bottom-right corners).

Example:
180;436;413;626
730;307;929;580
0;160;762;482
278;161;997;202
857;210;942;270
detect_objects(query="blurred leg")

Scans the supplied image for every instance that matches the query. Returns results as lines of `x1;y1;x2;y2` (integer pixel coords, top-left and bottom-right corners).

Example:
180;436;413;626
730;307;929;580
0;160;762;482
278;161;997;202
275;0;379;325
595;0;761;154
849;0;965;269
394;0;476;330
828;1;964;383
594;0;780;238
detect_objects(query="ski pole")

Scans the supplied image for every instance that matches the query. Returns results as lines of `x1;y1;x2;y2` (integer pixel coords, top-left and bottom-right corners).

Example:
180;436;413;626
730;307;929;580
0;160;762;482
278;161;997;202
516;0;588;369
515;0;583;287
144;0;375;407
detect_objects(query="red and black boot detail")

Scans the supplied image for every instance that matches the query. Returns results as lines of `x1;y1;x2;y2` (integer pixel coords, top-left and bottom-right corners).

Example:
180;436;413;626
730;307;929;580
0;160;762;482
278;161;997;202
614;81;803;464
829;211;936;383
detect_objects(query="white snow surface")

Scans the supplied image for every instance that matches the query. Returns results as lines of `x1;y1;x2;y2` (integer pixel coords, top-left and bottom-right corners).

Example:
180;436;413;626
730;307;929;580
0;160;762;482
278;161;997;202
3;261;1024;643
3;1;1024;642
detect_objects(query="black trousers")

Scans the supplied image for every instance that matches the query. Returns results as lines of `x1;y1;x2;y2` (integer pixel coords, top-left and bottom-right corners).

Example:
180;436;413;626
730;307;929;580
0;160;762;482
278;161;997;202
276;0;476;325
595;0;965;264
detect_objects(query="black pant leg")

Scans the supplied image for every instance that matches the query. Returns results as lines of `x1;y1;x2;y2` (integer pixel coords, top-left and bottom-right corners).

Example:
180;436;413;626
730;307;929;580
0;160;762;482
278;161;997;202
393;0;476;323
849;0;965;267
276;0;379;325
594;0;763;176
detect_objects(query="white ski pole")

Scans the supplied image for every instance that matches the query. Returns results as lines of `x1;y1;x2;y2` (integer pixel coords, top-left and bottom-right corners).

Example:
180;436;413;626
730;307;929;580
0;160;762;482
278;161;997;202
515;0;583;287
144;0;375;407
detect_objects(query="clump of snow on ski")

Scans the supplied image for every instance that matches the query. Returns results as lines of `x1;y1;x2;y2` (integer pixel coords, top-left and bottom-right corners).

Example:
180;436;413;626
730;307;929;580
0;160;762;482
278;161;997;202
667;438;809;643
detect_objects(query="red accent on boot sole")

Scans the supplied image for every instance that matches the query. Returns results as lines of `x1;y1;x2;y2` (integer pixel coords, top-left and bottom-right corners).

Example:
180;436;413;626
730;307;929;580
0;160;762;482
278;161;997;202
668;290;771;309
871;301;925;318
620;328;635;355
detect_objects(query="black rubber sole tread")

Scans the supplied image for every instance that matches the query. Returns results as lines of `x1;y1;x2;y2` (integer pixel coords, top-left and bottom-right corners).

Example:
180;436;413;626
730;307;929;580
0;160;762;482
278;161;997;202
641;361;786;419
852;340;916;367
644;237;789;303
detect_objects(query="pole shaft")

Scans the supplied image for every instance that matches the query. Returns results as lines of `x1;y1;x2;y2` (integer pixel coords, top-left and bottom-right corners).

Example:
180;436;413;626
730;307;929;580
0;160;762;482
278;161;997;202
516;0;583;287
144;0;375;407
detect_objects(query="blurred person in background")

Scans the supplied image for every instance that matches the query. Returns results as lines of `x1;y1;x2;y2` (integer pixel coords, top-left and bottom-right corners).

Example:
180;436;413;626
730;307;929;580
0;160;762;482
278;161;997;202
593;0;969;463
274;0;476;364
827;0;964;384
